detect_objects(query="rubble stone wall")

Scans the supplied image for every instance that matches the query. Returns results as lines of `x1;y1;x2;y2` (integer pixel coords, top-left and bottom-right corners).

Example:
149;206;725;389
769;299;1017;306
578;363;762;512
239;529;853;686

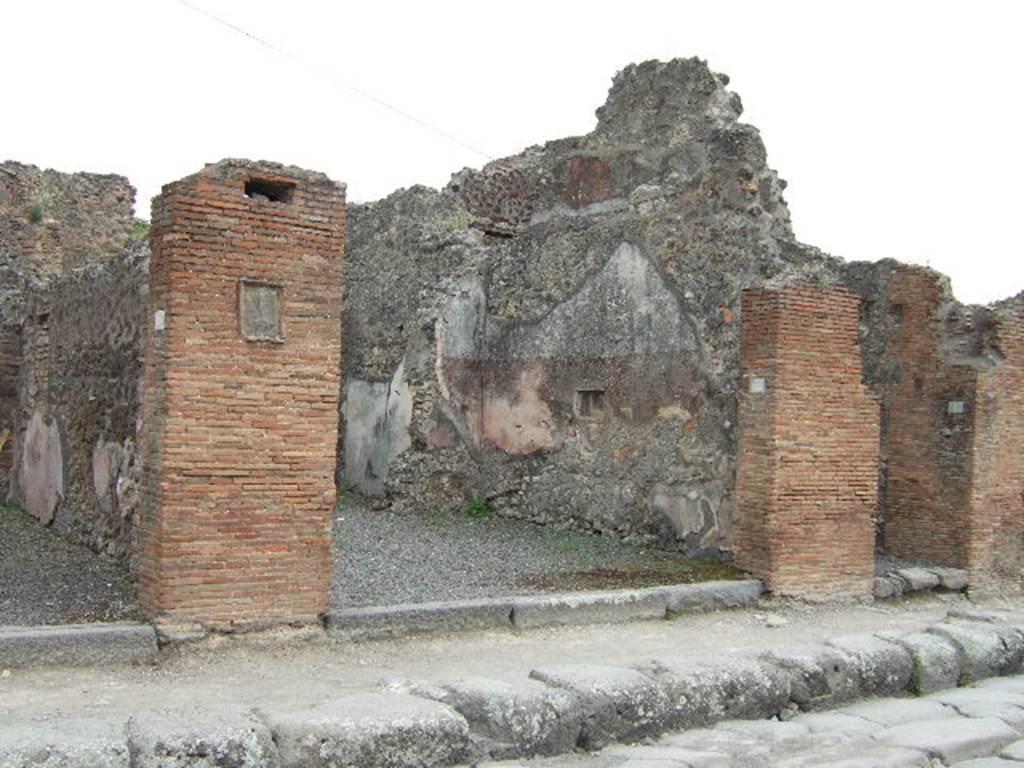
734;285;879;598
342;58;839;554
0;161;141;560
11;250;147;561
137;160;345;629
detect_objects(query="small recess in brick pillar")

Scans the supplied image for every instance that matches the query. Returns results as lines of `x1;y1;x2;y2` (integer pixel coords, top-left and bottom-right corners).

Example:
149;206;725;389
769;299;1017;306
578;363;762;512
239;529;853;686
239;280;284;342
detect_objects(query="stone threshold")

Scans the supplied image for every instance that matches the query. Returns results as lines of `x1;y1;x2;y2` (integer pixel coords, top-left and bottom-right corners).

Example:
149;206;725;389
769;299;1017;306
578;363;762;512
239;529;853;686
325;579;764;641
874;566;970;599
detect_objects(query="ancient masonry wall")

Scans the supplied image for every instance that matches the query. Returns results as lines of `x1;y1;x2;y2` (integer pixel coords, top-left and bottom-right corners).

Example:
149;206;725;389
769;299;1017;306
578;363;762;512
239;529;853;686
735;284;879;599
863;264;1024;585
0;324;19;490
12;254;147;560
0;161;141;557
971;307;1024;583
876;266;978;569
342;58;807;554
138;160;345;629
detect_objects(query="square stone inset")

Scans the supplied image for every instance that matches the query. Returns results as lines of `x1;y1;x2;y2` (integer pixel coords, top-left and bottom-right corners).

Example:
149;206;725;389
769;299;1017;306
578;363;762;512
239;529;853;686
239;281;283;341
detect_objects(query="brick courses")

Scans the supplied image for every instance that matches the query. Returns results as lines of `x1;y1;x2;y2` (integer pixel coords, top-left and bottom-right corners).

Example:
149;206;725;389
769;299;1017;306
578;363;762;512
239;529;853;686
735;285;879;599
880;265;1024;586
138;160;345;629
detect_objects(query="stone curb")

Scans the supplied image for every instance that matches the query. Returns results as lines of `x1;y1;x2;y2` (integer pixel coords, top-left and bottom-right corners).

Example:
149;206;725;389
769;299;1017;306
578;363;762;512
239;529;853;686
326;580;763;641
873;566;970;600
0;622;158;668
3;612;1024;767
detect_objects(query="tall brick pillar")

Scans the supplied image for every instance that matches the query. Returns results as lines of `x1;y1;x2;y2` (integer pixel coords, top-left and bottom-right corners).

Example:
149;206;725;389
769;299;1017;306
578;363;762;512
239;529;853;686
735;285;879;599
138;160;345;629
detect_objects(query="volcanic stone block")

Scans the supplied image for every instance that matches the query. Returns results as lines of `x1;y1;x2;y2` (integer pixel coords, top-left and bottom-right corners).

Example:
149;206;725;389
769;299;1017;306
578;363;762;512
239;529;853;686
431;677;582;759
529;664;670;749
263;693;469;768
126;706;279;768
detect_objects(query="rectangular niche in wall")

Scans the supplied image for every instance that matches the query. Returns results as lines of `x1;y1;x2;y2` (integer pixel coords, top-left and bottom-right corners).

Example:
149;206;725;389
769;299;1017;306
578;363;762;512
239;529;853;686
576;388;607;418
239;280;283;341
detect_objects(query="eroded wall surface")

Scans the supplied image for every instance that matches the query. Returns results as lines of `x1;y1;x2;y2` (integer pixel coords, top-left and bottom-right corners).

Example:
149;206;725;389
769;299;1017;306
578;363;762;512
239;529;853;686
343;57;840;551
1;161;144;562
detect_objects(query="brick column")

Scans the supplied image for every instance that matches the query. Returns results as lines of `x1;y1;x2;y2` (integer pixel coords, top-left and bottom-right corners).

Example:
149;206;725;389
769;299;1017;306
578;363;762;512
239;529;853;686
735;285;879;599
138;160;345;630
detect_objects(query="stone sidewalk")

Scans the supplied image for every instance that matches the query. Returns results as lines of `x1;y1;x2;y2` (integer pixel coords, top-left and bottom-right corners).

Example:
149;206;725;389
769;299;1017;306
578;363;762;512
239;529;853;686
4;594;1024;767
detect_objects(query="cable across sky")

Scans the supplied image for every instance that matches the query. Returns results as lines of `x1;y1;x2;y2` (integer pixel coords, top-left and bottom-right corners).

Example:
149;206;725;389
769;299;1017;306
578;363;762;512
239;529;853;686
175;0;496;162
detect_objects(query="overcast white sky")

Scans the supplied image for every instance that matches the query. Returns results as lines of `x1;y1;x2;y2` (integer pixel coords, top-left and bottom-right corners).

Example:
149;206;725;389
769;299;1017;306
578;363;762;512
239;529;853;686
5;1;1022;304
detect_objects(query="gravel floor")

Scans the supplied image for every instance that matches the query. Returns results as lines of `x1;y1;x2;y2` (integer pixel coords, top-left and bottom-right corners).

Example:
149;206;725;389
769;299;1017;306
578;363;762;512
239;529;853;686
0;504;143;626
332;498;739;607
0;496;739;624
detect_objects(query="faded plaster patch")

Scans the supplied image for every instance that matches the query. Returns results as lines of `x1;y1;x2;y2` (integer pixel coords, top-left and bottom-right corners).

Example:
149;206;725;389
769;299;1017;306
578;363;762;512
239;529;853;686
481;366;561;455
436;277;486;400
342;361;413;495
504;242;697;359
650;482;733;550
92;438;122;512
17;410;64;524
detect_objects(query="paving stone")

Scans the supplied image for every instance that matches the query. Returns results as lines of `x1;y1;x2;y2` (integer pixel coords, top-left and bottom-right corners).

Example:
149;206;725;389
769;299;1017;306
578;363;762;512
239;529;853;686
953;701;1024;733
714;718;810;741
602;744;728;767
947;609;1011;624
1000;738;1024;759
511;589;668;630
927;622;1024;682
661;579;763;615
0;719;129;768
874;576;905;599
836;697;958;727
927;687;1024;711
530;664;670;749
894;568;941;592
640;658;791;729
325;599;514;640
979;678;1024;695
790;711;882;736
771;745;932;768
429;677;582;759
126;705;279;768
928;567;969;591
875;717;1018;763
660;723;852;765
762;644;861;710
262;692;469;768
877;631;961;694
826;633;914;698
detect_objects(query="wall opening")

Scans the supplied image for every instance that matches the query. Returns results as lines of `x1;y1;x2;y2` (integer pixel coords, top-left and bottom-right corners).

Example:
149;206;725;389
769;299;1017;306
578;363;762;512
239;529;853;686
244;178;295;204
575;388;606;418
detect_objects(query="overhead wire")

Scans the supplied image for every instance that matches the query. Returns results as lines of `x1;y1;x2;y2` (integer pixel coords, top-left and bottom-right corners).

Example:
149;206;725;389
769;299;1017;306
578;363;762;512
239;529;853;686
175;0;495;162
